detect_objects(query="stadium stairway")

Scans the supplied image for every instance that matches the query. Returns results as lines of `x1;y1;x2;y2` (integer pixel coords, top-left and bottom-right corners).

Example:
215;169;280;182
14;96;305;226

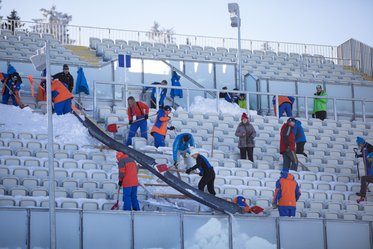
64;45;102;67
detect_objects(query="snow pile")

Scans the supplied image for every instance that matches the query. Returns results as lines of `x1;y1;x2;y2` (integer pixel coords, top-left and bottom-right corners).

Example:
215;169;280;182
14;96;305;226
188;96;257;116
0;104;99;148
185;218;277;249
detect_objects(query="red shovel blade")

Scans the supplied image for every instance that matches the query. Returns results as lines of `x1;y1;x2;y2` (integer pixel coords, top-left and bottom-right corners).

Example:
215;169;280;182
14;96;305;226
111;200;119;210
250;205;264;214
107;123;118;133
155;164;170;173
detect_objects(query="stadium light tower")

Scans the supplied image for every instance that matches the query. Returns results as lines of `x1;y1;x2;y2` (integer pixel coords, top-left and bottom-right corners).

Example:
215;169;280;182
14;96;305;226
228;3;243;90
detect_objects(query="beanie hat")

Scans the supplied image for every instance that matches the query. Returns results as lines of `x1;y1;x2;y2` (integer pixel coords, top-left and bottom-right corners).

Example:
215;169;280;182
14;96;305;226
241;112;248;120
163;105;172;111
63;64;69;70
356;137;365;145
116;152;126;161
189;147;199;156
287;117;296;123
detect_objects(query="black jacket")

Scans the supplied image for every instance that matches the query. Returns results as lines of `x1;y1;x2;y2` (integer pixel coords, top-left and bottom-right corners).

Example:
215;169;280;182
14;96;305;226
53;72;74;92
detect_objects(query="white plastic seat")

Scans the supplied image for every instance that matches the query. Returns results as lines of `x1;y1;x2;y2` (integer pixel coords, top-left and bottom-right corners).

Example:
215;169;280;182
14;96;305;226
91;171;108;180
31;188;48;197
3;157;21;166
61;200;79;209
61;160;79;169
54;151;69;159
19;199;37;207
72;190;88;199
10;186;28;196
92;191;108;199
71;170;88;179
24;158;41;167
82;161;99;170
82;201;100;211
0;197;16;207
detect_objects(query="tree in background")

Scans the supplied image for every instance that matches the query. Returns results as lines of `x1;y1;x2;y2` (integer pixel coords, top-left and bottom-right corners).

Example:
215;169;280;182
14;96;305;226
32;5;73;44
1;10;24;32
147;21;175;44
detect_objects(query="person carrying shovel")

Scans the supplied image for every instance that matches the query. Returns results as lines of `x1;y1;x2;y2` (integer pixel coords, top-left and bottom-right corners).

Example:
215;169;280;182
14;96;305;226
126;96;149;146
1;65;23;107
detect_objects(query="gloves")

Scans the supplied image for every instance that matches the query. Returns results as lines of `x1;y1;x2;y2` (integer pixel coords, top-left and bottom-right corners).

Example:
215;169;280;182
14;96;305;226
272;203;278;209
314;93;317;96
144;114;148;120
129;120;133;125
118;181;122;187
169;126;175;130
185;168;192;174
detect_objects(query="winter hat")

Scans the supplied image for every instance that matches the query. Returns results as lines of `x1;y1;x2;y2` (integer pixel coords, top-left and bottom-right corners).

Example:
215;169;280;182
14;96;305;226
241;112;249;121
63;64;69;70
116;152;126;161
316;85;322;90
189;147;199;157
163;105;172;112
182;134;190;143
356;136;365;145
287;117;296;123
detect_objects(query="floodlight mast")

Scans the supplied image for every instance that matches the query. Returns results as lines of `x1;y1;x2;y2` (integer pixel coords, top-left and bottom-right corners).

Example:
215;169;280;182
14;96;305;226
228;3;243;90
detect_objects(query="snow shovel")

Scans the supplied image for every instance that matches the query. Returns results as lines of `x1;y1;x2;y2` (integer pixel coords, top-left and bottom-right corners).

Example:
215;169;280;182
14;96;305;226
3;83;27;108
107;114;156;133
111;187;121;210
250;205;265;214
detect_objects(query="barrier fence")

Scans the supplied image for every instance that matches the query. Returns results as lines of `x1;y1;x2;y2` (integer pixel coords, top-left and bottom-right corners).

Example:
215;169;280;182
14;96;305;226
0;208;371;249
93;81;373;122
2;19;337;58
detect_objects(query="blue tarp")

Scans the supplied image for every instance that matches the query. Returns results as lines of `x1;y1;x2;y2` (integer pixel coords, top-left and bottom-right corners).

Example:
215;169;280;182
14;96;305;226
75;67;89;95
170;71;183;98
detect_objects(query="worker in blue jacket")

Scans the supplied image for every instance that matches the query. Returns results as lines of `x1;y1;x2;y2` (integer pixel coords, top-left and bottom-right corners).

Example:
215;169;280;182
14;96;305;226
1;65;22;106
186;148;216;195
143;80;168;109
294;119;307;157
172;133;195;168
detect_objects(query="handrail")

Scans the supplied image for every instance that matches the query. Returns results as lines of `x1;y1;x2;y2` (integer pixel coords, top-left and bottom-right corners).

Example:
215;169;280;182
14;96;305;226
1;19;337;58
93;81;373;121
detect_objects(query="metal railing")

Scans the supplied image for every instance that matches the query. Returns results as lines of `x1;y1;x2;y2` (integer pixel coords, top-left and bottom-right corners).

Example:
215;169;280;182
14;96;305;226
2;19;337;58
93;81;373;121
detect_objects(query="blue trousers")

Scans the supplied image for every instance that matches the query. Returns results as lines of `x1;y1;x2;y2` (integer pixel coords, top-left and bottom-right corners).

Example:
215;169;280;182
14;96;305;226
279;102;293;117
54;99;72;115
153;132;165;148
278;206;296;217
2;91;18;106
126;117;148;146
122;186;140;211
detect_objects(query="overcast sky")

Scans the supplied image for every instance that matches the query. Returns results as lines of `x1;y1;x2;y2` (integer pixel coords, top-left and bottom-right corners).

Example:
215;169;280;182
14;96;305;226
1;0;373;46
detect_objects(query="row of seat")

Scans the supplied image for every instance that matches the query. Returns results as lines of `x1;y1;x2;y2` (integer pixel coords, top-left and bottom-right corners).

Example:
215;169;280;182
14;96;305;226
0;30;87;65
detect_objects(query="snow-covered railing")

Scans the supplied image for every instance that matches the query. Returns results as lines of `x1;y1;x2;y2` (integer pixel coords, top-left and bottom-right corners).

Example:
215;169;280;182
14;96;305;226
93;81;373;121
2;19;337;58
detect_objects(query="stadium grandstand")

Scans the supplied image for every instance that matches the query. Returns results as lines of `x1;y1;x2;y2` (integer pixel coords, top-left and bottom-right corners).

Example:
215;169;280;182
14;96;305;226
0;14;373;249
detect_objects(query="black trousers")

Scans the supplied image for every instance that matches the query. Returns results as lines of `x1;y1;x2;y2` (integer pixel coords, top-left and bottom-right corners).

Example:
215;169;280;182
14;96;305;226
198;169;216;195
240;147;254;162
314;111;327;121
359;175;373;195
282;151;298;171
296;141;308;157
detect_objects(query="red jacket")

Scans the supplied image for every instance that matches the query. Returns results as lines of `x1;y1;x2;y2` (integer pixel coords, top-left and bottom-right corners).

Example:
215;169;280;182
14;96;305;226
118;154;139;187
280;123;295;154
127;101;149;121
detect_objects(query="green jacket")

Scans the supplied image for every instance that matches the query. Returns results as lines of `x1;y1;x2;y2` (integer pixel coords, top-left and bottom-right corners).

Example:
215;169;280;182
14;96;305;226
313;91;328;113
238;99;247;109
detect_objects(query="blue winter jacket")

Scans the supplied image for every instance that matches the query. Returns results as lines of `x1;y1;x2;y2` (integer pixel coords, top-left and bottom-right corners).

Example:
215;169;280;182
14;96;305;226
144;82;167;106
172;133;195;161
293;120;306;143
